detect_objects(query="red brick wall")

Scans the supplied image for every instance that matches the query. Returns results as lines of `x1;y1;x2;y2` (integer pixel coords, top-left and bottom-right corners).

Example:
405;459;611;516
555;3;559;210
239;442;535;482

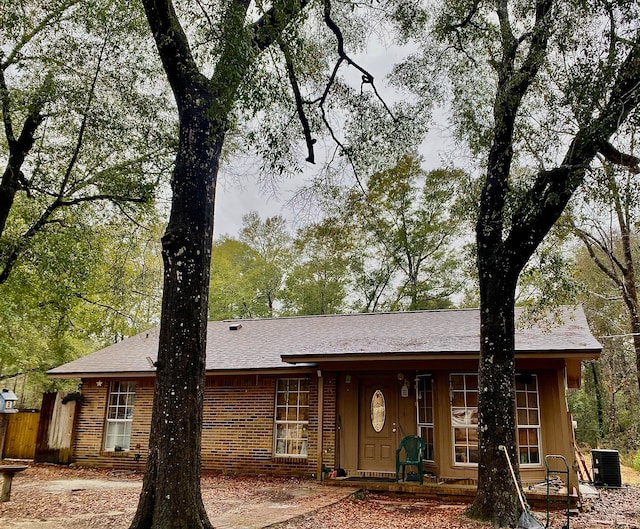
72;372;337;477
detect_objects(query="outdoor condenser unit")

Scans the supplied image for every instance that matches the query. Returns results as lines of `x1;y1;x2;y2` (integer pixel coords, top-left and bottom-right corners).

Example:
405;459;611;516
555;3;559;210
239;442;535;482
591;449;622;488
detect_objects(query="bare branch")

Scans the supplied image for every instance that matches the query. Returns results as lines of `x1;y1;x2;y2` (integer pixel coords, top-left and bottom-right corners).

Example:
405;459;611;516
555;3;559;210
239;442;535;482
599;141;640;172
322;0;396;120
59;35;108;198
278;40;316;163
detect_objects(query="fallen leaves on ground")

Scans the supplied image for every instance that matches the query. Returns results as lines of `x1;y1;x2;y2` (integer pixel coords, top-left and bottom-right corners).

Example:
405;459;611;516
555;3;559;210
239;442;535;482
1;464;639;528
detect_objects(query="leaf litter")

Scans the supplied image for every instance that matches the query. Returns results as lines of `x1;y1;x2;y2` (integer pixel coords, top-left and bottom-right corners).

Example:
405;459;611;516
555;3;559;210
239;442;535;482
1;464;639;528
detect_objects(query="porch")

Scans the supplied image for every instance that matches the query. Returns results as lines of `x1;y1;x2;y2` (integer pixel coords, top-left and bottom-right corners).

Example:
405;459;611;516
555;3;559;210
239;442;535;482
321;474;580;510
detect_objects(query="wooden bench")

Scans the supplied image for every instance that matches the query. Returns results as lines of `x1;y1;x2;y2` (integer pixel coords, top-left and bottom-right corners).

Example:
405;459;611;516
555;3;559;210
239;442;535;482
0;465;28;501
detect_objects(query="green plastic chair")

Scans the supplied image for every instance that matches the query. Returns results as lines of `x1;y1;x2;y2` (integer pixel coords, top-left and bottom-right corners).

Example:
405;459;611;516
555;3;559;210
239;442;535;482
395;435;425;485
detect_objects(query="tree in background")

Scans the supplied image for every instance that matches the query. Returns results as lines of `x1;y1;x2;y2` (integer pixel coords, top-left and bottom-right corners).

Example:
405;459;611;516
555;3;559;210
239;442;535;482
391;0;640;524
239;212;292;316
567;161;640;395
284;217;351;315
0;0;170;405
0;0;172;284
0;215;164;406
208;237;257;320
346;155;466;311
569;228;640;451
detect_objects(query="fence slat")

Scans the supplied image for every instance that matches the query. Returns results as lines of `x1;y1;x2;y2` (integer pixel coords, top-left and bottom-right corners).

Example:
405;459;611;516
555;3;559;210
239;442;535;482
4;411;40;459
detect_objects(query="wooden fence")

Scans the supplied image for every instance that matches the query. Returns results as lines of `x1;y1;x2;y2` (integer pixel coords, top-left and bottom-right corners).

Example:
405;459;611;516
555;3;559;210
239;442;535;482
2;392;78;463
34;392;77;463
3;410;40;459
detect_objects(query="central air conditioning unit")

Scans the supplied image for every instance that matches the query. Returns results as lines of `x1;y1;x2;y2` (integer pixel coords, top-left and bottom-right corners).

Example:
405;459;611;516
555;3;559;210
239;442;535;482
591;449;622;488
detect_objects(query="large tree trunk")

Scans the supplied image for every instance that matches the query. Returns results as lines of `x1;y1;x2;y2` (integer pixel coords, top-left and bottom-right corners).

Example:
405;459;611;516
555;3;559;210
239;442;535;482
131;0;306;524
466;250;521;526
128;95;221;529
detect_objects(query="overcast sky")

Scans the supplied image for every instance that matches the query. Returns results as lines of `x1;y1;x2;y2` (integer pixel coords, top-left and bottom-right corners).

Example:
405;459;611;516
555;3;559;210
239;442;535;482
211;40;459;239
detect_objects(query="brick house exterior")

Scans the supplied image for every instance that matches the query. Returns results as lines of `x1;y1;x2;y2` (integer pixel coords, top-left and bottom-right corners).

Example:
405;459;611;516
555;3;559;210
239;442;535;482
49;307;599;488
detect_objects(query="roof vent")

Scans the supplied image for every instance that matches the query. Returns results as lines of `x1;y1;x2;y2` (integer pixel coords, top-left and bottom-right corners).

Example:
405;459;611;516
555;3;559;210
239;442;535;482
229;323;242;331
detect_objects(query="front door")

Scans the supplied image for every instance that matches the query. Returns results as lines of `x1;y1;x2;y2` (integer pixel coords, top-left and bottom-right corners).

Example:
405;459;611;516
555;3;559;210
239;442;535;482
358;377;398;472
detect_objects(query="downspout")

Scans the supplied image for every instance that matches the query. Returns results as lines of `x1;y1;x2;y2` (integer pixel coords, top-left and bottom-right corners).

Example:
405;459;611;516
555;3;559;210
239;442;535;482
316;370;324;480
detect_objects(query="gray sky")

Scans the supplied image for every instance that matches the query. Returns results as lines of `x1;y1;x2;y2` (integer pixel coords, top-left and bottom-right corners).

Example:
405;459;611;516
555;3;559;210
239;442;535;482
211;38;461;239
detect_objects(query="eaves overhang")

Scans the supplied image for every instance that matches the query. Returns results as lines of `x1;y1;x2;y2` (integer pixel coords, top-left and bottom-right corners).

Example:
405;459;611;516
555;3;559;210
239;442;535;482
47;364;317;380
281;347;601;365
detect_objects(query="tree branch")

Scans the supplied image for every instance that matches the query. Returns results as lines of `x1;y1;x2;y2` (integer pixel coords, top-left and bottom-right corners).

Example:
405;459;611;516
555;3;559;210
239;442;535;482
278;40;316;163
252;0;311;52
141;0;210;111
598;141;640;173
0;193;148;284
58;36;108;199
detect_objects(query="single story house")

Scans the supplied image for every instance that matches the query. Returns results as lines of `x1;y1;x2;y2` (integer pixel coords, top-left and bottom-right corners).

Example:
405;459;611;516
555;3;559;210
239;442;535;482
48;306;599;491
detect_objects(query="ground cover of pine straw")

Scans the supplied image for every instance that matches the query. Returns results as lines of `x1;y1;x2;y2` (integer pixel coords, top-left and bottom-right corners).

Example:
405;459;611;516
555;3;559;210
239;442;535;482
1;463;639;529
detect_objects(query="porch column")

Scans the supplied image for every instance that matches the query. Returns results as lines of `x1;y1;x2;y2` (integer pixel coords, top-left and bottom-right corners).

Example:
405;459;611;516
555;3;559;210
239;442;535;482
316;372;324;480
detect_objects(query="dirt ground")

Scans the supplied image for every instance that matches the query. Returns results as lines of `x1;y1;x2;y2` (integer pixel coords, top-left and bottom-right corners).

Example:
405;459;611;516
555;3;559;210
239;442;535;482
1;463;639;529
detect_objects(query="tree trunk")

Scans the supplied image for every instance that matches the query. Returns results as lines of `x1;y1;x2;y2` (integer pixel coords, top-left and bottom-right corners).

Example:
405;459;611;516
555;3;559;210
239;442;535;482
589;361;604;445
128;99;221;529
466;255;520;527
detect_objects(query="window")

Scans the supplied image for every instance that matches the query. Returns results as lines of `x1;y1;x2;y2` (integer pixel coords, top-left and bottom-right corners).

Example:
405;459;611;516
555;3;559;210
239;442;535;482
450;374;478;464
274;378;309;457
416;375;435;461
516;374;541;465
449;373;542;466
104;381;136;451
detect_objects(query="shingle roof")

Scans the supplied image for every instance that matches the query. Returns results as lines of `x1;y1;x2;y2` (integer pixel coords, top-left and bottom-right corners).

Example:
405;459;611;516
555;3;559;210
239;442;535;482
47;306;600;378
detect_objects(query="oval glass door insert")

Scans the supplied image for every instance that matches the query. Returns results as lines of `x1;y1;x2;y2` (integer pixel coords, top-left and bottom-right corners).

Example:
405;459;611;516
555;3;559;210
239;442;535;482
370;389;386;432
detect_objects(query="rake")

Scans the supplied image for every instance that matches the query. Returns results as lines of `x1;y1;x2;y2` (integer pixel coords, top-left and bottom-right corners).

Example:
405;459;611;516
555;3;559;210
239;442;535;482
499;445;545;529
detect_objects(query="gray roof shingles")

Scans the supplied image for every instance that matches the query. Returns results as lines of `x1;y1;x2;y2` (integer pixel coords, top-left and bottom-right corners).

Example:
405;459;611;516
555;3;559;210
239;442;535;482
47;306;601;377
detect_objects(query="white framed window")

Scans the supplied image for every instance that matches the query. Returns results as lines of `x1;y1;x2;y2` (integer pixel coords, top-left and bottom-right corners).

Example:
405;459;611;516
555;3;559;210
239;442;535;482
416;375;435;462
274;378;309;457
104;381;136;451
516;374;541;465
450;373;478;465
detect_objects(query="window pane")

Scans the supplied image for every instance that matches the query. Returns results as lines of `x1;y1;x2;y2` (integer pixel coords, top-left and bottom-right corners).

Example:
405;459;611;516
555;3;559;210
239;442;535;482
452;391;465;407
519;429;528;445
467;428;478;443
452;408;467;426
450;375;464;390
517;409;528;424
